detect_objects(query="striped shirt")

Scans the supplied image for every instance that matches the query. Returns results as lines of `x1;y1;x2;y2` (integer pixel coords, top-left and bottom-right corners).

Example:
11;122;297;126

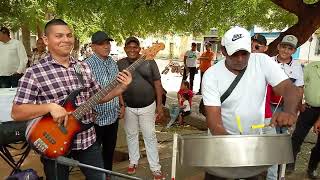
13;54;101;150
85;54;119;126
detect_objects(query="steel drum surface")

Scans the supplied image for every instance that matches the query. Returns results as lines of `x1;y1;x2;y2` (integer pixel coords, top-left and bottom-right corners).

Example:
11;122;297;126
178;134;293;178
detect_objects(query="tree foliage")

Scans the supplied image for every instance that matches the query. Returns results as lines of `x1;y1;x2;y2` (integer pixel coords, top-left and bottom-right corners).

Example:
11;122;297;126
1;0;320;53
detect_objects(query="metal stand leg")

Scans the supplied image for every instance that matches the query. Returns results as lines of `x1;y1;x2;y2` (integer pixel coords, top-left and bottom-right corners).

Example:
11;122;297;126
171;133;178;180
278;164;286;180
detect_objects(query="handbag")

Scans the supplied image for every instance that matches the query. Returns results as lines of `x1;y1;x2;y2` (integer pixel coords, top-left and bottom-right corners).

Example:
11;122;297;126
199;67;247;116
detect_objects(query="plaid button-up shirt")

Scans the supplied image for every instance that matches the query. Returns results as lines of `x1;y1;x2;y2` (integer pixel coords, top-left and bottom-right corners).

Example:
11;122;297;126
86;54;119;126
13;54;101;150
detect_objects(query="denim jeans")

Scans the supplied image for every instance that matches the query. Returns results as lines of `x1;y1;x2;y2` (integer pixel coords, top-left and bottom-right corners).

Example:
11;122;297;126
270;104;288;134
263;118;278;180
40;141;105;180
166;105;180;128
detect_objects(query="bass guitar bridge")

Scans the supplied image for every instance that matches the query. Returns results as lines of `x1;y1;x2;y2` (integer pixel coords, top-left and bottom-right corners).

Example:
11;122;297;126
34;138;48;153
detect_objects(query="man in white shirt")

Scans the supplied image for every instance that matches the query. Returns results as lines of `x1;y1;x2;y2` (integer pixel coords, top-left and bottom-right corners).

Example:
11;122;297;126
270;35;304;135
202;26;301;179
0;26;28;88
182;42;199;91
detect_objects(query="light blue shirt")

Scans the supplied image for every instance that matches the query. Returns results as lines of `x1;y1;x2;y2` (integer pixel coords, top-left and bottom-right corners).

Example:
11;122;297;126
86;54;119;126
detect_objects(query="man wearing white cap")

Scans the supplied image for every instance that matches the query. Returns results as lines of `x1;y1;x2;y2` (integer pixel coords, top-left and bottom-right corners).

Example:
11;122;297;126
202;26;301;179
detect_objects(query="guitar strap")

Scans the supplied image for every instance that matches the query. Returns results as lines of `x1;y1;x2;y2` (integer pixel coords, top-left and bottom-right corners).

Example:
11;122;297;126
74;64;85;87
73;64;94;131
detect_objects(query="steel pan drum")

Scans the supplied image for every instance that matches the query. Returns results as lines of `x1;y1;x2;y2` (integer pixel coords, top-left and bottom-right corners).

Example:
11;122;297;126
178;134;293;178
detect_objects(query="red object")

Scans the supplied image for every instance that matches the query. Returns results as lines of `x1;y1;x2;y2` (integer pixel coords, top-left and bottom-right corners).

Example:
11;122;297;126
178;89;193;106
127;164;137;175
265;85;272;118
270;88;283;105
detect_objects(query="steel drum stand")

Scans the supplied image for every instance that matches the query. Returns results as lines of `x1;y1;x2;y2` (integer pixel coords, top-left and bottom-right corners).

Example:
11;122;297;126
56;156;142;180
279;163;286;180
171;133;178;180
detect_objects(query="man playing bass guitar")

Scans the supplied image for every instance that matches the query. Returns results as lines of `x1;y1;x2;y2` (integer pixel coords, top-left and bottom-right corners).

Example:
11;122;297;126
11;19;132;180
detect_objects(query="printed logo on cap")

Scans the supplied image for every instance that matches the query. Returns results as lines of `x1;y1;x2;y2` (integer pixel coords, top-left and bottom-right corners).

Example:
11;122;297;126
287;36;294;41
232;34;244;41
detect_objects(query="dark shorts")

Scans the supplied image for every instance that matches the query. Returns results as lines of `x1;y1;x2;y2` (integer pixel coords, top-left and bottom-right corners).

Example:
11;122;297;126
181;111;191;117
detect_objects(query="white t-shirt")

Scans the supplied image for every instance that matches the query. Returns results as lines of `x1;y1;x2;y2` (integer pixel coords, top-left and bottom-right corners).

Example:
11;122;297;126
183;100;191;112
271;56;304;87
185;50;199;67
202;53;288;135
0;39;28;75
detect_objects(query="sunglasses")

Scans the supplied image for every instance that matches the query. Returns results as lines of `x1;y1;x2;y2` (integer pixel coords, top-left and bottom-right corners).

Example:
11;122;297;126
254;44;265;50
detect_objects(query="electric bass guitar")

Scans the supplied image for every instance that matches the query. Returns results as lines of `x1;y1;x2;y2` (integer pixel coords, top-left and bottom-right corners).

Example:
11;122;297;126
26;43;165;159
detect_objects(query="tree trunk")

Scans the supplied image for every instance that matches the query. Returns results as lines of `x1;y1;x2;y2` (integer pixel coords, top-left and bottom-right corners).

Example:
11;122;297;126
267;0;320;56
36;22;43;38
71;37;80;59
21;23;31;56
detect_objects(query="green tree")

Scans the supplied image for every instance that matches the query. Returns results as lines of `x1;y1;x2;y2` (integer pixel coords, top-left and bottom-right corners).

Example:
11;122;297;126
1;0;320;56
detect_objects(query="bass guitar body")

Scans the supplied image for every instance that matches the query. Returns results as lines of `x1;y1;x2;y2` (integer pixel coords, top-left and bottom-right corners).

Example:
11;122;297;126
26;90;82;159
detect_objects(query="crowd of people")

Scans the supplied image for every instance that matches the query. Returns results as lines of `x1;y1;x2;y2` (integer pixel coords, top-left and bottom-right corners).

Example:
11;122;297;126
1;18;320;180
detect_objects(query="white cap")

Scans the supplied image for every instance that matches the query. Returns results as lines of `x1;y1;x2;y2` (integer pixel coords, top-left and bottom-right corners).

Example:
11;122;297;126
221;26;251;56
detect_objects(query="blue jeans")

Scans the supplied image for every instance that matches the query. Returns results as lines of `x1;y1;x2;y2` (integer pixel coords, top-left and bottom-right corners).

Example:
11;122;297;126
270;104;288;134
166;105;180;128
263;118;278;180
40;141;105;180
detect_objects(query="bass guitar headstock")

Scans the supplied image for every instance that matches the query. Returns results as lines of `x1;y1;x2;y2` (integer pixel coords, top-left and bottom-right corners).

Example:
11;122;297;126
141;42;165;60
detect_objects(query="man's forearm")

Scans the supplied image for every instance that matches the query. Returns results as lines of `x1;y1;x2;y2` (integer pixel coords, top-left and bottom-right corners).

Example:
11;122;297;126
283;85;302;115
208;120;229;135
12;103;52;121
154;80;163;107
206;106;228;135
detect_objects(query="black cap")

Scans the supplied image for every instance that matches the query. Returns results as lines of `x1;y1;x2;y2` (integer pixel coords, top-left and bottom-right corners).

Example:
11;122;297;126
251;34;267;45
91;31;114;44
125;36;140;46
0;26;10;36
